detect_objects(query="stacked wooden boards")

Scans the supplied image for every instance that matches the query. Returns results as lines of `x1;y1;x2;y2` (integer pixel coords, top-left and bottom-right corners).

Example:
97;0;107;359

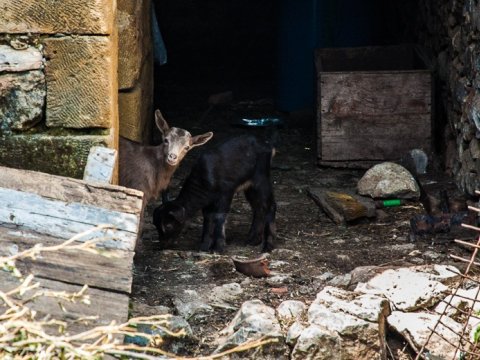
0;165;144;335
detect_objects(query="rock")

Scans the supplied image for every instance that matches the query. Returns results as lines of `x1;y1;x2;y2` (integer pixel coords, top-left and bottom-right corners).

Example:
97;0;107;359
409;149;429;174
0;45;43;72
269;260;289;269
208;283;243;305
316;272;335;282
173;289;213;320
216;300;287;359
357;162;421;199
390;243;416;252
0;70;45;132
327;273;352;288
348;265;393;290
291;324;342;360
125;315;194;352
271;248;301;260
286;321;305;346
129;302;171;317
267;273;293;286
355;265;459;311
290;286;390;359
277;300;307;323
435;286;480;321
388;311;462;359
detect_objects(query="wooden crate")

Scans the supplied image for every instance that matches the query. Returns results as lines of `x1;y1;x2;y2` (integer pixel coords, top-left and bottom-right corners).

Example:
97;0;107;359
316;44;432;168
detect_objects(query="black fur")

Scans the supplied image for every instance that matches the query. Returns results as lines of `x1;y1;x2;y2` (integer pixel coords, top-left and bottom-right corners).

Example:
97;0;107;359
153;135;277;252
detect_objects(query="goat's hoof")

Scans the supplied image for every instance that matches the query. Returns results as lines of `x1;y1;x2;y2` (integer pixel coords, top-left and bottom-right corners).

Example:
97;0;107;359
213;240;226;254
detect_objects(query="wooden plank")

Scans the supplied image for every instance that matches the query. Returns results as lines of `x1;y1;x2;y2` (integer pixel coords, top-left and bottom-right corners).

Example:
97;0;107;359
0;227;134;293
0;271;129;336
0;187;138;251
0;165;143;215
83;146;117;184
319;71;431;161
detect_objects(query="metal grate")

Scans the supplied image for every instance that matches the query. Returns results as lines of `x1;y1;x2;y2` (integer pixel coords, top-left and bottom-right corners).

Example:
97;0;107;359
415;198;480;360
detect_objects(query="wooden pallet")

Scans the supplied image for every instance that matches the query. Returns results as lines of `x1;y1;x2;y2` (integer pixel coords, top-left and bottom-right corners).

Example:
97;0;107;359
0;165;144;336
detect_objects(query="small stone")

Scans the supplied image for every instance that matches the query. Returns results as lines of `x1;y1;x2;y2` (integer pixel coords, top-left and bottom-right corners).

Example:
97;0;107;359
173;289;213;320
277;300;306;323
390;243;416;252
423;250;442;260
269;260;289;269
0;45;43;72
327;273;352;288
267;273;293;286
316;272;335;282
271;248;301;260
271;287;289;295
208;283;243;305
286;321;305;346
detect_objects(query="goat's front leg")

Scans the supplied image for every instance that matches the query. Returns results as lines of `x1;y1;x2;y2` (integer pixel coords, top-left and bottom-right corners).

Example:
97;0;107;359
209;194;233;253
200;205;215;252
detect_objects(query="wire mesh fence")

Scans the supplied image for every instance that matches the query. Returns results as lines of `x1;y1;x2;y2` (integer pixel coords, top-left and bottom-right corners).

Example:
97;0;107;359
415;193;480;360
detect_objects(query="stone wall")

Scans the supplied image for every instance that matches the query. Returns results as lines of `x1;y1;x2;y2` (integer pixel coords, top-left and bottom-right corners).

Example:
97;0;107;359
414;0;480;196
0;0;152;179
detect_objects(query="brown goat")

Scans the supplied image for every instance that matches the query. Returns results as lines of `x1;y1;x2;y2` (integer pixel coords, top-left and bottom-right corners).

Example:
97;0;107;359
119;109;213;204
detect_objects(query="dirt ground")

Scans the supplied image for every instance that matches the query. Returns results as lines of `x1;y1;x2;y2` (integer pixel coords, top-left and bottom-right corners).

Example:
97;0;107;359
130;92;475;358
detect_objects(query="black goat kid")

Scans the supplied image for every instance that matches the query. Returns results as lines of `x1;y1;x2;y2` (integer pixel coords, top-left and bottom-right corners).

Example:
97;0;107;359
153;135;277;252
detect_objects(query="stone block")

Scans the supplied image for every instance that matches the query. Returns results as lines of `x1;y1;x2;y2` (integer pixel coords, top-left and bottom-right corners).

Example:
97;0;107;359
0;70;45;133
0;133;113;179
118;0;152;90
44;36;117;129
119;54;153;143
0;0;114;35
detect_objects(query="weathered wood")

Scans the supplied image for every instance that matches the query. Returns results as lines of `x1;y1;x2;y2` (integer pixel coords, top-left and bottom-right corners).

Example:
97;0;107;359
0;271;129;336
308;188;376;224
316;45;432;165
0;187;138;251
83;146;117;184
0;165;143;214
319;71;431;161
0;227;134;293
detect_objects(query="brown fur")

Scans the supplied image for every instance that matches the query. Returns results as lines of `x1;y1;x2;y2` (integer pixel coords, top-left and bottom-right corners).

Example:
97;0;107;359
119;110;213;204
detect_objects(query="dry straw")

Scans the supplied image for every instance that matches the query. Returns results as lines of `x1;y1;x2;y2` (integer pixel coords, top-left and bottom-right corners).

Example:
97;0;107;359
0;225;277;359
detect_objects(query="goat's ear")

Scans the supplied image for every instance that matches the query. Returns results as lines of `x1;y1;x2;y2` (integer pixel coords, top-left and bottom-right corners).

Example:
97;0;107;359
190;132;213;148
169;206;186;223
155;109;170;135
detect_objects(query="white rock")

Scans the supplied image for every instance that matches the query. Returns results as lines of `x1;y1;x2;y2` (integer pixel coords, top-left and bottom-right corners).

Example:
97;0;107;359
286;321;305;346
388;311;462;359
301;287;389;359
435;286;480;318
277;300;306;323
291;324;342;360
173;289;213;320
313;286;390;323
216;299;286;357
267;273;293;286
0;45;43;72
357;162;420;199
208;282;243;304
355;266;458;311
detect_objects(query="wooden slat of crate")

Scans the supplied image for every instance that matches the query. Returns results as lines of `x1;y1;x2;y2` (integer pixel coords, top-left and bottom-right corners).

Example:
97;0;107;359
318;71;431;163
0;227;134;293
0;270;129;336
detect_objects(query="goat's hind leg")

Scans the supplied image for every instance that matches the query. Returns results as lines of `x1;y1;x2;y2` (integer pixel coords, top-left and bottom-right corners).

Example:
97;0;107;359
209;194;233;253
263;200;277;251
244;187;267;247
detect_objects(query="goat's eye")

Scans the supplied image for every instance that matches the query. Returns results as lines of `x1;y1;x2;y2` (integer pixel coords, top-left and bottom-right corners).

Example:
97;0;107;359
185;146;191;151
164;139;169;144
